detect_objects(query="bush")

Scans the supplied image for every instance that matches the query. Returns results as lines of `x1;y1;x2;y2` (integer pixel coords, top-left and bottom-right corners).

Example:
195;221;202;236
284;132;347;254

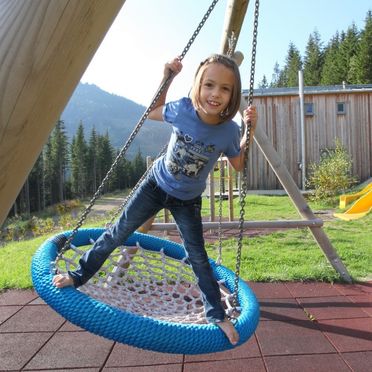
307;139;357;201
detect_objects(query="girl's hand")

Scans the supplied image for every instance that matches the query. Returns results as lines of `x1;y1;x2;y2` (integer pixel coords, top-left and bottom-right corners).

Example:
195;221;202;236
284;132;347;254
164;57;183;79
243;105;257;136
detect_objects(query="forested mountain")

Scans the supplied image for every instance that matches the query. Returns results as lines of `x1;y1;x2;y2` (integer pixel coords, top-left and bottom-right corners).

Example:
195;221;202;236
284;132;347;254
61;83;171;158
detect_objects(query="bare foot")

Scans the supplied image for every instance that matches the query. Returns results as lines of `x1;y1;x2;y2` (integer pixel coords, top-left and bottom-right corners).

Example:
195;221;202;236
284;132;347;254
52;274;74;288
216;318;240;345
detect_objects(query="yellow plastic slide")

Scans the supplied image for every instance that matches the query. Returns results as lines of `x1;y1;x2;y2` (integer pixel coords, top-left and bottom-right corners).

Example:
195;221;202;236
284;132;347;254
338;182;372;209
334;189;372;221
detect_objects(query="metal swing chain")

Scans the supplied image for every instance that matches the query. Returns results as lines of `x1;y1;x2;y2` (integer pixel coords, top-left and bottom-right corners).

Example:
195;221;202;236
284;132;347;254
216;156;224;265
54;0;220;264
232;0;259;309
107;144;168;226
217;32;238;265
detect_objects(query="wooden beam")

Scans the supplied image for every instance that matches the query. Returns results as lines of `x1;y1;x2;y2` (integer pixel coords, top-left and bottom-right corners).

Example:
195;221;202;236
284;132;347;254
149;219;324;231
0;0;125;226
220;0;250;54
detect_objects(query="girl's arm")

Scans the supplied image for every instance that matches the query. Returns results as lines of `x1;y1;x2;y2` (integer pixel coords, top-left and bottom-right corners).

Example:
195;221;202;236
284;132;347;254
228;106;257;172
147;57;183;121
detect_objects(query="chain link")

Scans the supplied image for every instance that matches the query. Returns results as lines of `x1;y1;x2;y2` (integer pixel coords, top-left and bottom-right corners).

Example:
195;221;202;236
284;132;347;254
232;0;260;309
216;156;224;265
106;145;168;227
53;0;220;266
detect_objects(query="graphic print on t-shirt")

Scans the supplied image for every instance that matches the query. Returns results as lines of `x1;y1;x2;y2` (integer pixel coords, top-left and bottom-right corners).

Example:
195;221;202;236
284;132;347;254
166;131;215;179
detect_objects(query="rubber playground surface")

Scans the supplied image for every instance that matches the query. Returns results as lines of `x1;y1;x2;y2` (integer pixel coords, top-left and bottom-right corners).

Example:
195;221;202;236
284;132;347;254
0;280;371;371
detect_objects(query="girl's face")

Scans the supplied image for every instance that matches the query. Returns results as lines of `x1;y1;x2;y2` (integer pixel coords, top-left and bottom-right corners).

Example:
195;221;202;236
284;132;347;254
197;63;235;125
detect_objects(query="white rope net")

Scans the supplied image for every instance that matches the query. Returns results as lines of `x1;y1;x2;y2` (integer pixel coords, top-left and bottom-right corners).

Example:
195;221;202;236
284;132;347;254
56;243;236;324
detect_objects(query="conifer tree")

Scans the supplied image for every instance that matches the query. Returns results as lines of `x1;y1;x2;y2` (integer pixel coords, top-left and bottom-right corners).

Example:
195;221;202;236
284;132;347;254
338;23;360;83
48;120;69;204
321;33;343;85
303;30;324;85
97;132;115;193
70;122;88;198
355;11;372;83
28;153;44;212
282;42;302;87
132;150;146;185
112;151;131;191
86;128;99;195
258;75;269;88
270;62;282;87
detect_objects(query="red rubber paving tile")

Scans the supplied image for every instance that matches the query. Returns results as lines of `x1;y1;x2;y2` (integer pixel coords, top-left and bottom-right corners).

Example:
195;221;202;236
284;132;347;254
24;331;114;370
185;335;260;362
348;294;372;316
247;282;293;299
285;282;341;298
318;318;372;352
59;320;85;331
256;320;336;356
1;282;369;371
0;305;22;324
104;366;182;371
0;289;38;305
341;351;372;372
104;343;183;368
297;296;369;320
333;282;372;295
0;332;52;370
183;357;266;372
264;353;351;372
259;298;309;322
0;304;65;332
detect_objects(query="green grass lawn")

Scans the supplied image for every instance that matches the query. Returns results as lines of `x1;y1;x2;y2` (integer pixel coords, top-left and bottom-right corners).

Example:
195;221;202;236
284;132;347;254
0;194;371;289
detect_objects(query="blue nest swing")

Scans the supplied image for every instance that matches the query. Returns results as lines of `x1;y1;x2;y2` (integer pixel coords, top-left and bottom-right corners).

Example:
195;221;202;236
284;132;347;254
31;0;261;355
32;228;259;354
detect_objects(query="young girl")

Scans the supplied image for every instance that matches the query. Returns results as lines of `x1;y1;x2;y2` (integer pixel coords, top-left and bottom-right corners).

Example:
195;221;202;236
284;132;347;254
53;54;257;345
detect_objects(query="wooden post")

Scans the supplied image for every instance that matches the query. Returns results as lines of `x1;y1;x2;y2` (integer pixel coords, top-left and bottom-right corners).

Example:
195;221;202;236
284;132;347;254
227;160;234;221
209;169;216;222
0;0;125;226
220;0;250;54
298;70;306;190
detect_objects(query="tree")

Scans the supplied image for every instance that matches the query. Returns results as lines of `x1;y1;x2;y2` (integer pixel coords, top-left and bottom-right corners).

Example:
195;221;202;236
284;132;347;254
131;150;146;185
70;122;88;198
28;153;44;212
43;136;53;207
270;62;282;87
258;74;269;89
338;23;360;83
321;33;343;85
86;128;99;195
282;42;302;87
46;120;69;204
355;11;372;83
96;132;115;193
303;30;324;85
112;151;131;191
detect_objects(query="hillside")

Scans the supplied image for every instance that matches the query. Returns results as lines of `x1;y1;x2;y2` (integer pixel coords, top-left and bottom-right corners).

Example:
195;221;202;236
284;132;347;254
61;83;171;158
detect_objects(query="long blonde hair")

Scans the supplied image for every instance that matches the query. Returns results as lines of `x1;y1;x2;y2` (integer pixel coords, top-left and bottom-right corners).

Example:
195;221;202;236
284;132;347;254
190;54;242;122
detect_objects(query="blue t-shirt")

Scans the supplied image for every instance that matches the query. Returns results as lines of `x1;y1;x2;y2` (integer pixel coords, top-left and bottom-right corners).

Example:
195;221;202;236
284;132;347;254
153;97;241;200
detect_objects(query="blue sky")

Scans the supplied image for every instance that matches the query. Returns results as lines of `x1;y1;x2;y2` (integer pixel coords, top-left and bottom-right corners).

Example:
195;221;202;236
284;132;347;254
81;0;371;106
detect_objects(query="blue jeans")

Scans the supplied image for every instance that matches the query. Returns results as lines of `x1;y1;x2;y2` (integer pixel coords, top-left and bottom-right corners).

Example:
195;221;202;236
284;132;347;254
69;171;225;323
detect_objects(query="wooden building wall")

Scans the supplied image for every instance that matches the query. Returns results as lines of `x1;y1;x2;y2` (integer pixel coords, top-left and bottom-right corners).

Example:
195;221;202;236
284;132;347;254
246;89;372;190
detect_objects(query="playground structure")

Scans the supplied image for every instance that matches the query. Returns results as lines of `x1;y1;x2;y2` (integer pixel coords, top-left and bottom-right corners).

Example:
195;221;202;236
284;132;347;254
334;180;372;221
0;0;352;284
